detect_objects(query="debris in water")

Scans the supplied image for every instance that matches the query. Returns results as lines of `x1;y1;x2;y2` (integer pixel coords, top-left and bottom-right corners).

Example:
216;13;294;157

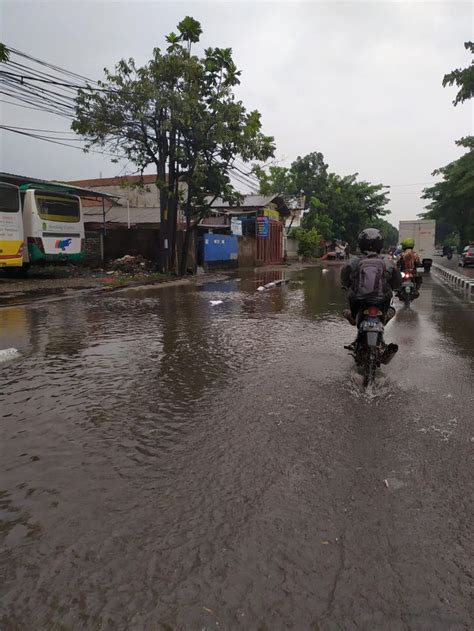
383;479;389;488
257;279;289;292
0;348;20;363
209;300;223;306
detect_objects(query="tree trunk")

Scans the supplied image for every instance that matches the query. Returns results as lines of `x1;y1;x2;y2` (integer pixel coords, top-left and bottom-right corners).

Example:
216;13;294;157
167;129;179;273
180;187;196;277
159;185;169;273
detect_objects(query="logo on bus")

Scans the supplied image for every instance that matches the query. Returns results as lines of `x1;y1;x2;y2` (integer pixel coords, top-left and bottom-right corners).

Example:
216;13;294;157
55;238;72;251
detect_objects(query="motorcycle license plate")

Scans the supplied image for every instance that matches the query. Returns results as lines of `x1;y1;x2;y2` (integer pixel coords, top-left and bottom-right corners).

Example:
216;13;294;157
406;286;411;293
361;318;383;332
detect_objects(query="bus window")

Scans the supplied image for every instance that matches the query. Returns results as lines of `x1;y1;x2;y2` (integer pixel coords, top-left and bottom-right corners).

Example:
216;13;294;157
35;192;80;223
0;184;20;212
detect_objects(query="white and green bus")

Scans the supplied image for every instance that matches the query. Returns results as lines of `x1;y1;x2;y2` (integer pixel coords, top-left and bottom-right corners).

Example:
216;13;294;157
0;182;24;269
20;187;85;264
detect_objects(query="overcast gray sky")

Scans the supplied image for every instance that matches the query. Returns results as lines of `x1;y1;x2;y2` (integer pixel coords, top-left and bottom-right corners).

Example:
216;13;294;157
1;1;473;225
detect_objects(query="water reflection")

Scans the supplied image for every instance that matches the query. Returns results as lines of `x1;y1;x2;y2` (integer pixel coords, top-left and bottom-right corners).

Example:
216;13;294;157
301;266;346;320
430;280;474;357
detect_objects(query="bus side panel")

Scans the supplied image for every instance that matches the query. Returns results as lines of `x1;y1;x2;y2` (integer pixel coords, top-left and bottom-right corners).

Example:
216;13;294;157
0;185;24;267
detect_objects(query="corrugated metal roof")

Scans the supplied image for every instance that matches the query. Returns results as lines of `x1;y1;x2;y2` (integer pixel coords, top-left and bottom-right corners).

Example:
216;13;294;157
210;194;276;208
0;172;118;200
67;174;158;188
210;194;291;216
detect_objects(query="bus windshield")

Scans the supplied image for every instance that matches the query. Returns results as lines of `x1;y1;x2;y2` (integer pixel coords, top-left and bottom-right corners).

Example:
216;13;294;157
0;184;20;213
35;192;80;223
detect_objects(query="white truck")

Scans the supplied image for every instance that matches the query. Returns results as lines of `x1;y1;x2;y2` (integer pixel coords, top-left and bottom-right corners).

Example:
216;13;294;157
398;219;436;272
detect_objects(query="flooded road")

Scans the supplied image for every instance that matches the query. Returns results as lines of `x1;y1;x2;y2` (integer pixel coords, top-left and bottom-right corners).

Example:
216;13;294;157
1;266;473;630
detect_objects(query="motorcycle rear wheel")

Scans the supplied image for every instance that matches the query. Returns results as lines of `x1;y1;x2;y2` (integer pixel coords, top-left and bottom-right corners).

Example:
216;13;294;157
363;348;377;387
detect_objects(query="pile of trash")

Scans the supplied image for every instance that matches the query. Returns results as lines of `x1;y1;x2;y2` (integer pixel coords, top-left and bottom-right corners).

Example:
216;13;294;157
110;255;150;274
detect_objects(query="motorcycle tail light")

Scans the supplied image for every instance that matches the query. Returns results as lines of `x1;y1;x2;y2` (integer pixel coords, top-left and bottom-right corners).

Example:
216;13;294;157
367;306;381;316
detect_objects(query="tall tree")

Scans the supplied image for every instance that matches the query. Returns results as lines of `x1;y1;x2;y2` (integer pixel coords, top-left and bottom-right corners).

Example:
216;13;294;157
422;137;474;246
257;151;390;245
0;43;9;62
366;218;399;247
73;17;274;273
442;41;474;105
422;43;474;246
256;151;328;202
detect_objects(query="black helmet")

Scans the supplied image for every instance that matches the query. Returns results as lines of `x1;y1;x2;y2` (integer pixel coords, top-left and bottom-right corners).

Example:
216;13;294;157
358;228;383;254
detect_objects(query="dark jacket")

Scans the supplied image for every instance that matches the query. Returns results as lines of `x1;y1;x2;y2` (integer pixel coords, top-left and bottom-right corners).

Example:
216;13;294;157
341;253;402;296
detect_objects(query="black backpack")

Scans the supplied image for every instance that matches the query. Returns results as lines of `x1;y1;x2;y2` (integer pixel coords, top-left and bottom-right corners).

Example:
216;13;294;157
353;255;388;300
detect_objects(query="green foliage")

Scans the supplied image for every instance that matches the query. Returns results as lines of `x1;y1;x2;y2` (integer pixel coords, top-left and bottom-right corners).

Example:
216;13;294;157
365;218;398;247
442;42;474;106
0;43;9;62
443;232;460;249
257;151;390;245
292;227;323;259
301;198;334;239
422;137;474;247
255;152;327;200
72;17;274;272
425;43;474;248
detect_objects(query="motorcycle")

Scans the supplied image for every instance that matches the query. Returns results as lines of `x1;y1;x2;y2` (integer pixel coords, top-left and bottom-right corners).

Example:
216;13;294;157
345;305;398;387
398;271;417;306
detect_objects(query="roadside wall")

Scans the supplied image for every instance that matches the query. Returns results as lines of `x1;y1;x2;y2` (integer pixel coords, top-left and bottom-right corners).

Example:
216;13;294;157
84;228;196;271
84;231;103;267
238;236;256;267
286;236;299;259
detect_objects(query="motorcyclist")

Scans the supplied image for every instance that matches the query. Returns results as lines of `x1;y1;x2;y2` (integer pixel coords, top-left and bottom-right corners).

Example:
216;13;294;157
442;245;453;260
341;228;402;326
398;238;422;296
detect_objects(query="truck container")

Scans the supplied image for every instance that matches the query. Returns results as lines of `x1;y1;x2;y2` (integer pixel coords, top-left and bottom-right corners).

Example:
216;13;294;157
399;219;436;272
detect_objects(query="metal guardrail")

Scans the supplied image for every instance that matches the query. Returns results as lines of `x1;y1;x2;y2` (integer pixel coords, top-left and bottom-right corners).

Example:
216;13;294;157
432;263;474;299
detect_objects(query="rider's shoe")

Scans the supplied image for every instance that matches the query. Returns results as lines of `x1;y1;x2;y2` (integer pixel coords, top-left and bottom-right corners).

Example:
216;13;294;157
380;343;398;365
343;309;356;325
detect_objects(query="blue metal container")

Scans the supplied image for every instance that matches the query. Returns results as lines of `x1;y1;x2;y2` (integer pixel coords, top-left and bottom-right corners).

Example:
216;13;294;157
203;234;238;262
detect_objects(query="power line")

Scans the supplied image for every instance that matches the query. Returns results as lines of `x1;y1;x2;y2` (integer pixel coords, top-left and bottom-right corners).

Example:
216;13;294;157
0;125;120;158
0;95;74;117
2;124;77;135
5;45;100;85
0;70;122;93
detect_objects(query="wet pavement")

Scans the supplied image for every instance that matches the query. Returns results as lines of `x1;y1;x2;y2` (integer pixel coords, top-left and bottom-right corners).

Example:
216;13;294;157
1;266;473;630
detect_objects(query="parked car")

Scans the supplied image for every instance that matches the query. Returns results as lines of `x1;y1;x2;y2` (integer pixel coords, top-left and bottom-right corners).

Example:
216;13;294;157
459;246;474;267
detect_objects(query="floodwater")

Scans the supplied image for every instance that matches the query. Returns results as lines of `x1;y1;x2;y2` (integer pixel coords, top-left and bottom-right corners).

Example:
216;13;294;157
1;267;473;630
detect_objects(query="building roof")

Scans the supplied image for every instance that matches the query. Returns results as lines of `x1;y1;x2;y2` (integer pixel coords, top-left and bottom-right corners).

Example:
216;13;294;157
68;174;158;188
199;216;230;228
0;172;117;200
210;194;290;216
